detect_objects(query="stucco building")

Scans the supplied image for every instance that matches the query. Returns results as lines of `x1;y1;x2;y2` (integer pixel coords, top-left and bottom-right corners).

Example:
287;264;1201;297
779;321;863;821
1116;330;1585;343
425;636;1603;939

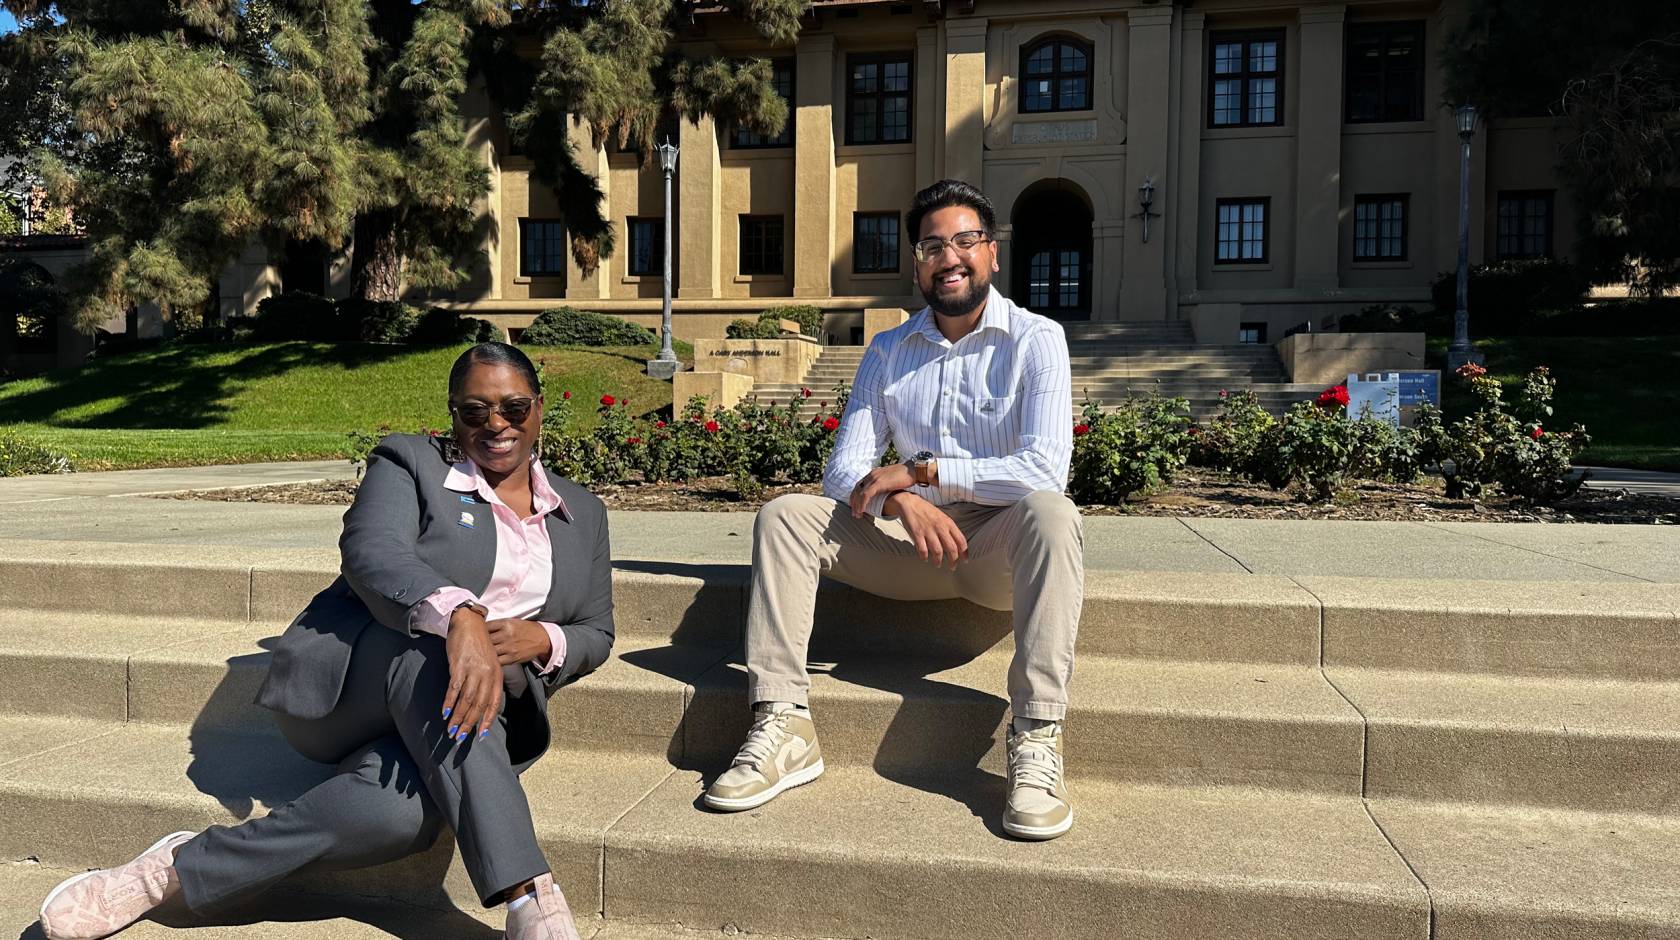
448;0;1574;346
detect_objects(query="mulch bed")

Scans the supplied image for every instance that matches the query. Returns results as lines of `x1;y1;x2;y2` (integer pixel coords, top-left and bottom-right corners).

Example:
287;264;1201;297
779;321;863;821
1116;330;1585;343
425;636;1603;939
157;471;1680;524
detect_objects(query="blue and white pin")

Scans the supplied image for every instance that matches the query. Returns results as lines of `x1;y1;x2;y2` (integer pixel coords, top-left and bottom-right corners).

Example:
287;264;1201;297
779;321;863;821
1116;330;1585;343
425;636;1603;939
458;510;477;529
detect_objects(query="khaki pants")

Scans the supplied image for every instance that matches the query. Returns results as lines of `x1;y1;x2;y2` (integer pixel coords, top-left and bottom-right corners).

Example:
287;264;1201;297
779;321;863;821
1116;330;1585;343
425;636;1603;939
746;490;1084;721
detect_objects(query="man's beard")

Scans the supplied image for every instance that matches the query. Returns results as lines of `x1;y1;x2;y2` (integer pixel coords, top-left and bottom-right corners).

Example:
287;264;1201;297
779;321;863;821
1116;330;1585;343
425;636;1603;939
920;264;991;317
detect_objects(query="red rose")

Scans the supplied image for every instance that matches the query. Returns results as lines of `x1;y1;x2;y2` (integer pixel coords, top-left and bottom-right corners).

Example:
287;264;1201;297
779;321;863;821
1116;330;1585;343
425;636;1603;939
1317;385;1350;409
823;416;840;431
820;401;828;408
704;420;720;433
801;387;812;399
626;437;641;445
562;391;571;400
1219;390;1229;399
1073;423;1091;436
600;394;615;406
655;420;667;429
1456;362;1488;380
1531;425;1544;439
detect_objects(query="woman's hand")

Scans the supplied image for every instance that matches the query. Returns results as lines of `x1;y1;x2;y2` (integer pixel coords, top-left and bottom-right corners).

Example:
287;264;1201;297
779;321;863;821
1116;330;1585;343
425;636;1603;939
485;618;553;666
442;609;502;742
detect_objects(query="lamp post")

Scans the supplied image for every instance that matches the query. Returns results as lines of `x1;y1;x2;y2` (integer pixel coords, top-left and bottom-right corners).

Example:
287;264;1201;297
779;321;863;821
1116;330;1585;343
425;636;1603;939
648;137;681;380
1448;104;1484;372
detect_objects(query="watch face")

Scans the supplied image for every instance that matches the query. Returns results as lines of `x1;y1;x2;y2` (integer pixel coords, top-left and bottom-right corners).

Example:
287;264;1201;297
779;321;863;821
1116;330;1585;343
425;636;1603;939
914;451;935;463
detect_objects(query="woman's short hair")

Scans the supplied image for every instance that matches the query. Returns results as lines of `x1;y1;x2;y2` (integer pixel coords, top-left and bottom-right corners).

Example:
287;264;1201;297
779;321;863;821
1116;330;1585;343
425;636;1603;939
906;179;999;241
448;342;541;399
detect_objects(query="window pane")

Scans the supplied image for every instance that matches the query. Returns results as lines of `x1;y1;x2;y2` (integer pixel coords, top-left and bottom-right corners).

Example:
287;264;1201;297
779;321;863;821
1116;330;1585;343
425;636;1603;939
884;61;909;92
1249;77;1276;123
1057;250;1080;307
883;97;908;141
1213;80;1242;125
1251;41;1278;73
853;99;878;142
1061;45;1087;73
1060;78;1088;110
1027;45;1054;75
1029;252;1050;308
1214;42;1243;74
1025;79;1052;112
852;62;877;93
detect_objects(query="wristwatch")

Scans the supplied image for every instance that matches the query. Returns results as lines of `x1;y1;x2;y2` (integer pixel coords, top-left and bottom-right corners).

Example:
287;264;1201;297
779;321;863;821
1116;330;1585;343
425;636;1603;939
452;599;489;620
910;450;938;487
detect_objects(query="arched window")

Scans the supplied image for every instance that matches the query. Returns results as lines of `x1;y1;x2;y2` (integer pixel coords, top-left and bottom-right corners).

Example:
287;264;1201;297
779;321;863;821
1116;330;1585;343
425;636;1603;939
1020;38;1092;113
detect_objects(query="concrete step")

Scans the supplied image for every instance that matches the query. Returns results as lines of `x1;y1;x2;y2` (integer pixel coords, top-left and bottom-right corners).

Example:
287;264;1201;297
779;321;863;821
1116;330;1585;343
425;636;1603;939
0;722;1431;940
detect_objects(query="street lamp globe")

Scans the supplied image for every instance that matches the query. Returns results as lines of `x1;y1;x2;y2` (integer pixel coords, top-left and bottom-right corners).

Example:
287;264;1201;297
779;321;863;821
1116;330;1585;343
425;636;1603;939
1456;104;1479;140
657;137;679;175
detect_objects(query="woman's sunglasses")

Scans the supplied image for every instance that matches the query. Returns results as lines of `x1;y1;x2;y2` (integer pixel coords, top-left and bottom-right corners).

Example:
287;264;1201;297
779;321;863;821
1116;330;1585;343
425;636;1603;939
450;397;536;427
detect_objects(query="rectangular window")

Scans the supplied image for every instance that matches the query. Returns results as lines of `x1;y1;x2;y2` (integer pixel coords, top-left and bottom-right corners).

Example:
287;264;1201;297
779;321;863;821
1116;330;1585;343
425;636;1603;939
1238;322;1268;344
853;212;900;273
1496;191;1554;260
1209;30;1285;128
1353;194;1408;261
732;58;795;148
519;219;566;276
1216;198;1270;264
627;217;663;276
847;52;914;145
1345;21;1425;123
739;215;785;276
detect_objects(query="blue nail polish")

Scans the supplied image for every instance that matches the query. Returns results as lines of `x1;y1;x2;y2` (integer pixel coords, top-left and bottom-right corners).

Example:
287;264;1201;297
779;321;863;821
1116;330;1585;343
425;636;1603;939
448;725;459;736
457;732;468;742
479;728;489;739
442;707;452;719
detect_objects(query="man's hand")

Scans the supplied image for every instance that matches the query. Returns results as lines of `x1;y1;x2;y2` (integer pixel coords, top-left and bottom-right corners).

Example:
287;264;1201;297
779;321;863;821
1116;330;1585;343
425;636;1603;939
887;491;968;570
485;618;553;667
441;609;502;743
850;462;916;518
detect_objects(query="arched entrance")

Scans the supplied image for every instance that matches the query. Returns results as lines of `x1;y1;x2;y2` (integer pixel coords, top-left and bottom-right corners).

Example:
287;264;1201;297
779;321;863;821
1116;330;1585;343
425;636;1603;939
1011;180;1093;318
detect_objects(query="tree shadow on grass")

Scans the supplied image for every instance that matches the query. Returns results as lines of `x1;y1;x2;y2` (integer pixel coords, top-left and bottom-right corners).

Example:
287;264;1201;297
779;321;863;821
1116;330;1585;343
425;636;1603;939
0;341;417;429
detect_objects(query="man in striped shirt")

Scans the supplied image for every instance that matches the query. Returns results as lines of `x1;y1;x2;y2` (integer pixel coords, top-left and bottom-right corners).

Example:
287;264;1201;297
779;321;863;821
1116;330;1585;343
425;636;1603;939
704;180;1084;841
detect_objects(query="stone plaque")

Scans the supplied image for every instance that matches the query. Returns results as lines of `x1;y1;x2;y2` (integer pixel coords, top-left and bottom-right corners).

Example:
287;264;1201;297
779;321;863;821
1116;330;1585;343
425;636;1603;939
1012;120;1098;145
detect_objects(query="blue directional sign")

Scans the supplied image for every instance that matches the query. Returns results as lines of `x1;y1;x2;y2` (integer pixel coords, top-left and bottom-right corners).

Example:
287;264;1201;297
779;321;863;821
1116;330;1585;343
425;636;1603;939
1396;371;1441;407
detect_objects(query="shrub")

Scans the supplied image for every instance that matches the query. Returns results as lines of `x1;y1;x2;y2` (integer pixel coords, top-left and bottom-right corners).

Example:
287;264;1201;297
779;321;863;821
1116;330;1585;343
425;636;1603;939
410;308;500;345
1429;259;1591;330
1426;364;1590;504
251;291;340;341
1190;390;1275;475
643;396;731;483
0;433;73;476
520;307;653;347
1068;395;1194;505
1337;303;1425;333
1253;401;1360;502
725;317;782;340
335;299;422;343
1347;415;1424;484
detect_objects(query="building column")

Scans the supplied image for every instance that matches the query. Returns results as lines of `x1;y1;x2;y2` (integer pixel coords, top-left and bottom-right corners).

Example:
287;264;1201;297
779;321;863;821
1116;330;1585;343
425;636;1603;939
1294;5;1346;292
1119;6;1175;320
1095;219;1126;315
992;223;1013;296
942;18;988;184
915;27;939;190
1173;12;1207;304
678;114;723;300
564;117;608;301
462;74;500;301
794;34;836;300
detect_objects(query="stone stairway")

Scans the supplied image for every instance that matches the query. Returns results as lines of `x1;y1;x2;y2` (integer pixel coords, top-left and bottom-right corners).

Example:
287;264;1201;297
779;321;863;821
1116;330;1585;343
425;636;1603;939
2;538;1679;938
749;324;1327;422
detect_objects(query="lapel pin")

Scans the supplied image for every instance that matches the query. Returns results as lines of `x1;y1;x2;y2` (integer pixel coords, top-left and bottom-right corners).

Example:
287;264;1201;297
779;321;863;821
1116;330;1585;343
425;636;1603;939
458;511;476;529
459;494;475;504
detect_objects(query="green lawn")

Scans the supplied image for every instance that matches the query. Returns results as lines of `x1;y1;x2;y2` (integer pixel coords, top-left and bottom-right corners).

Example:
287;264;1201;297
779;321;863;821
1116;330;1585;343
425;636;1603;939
1428;334;1680;472
0;340;684;470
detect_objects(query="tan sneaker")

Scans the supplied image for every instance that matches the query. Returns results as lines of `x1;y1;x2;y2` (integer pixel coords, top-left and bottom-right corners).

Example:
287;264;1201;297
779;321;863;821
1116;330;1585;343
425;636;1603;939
1002;722;1073;840
39;830;194;940
503;872;581;940
703;703;824;812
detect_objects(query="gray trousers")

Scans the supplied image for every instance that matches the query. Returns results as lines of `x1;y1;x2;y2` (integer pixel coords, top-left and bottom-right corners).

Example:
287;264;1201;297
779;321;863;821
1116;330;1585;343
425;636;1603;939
173;624;549;911
747;490;1085;721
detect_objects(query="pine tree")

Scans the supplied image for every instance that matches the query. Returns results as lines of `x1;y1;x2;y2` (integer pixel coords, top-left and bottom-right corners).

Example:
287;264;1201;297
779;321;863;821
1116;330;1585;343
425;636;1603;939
0;0;808;328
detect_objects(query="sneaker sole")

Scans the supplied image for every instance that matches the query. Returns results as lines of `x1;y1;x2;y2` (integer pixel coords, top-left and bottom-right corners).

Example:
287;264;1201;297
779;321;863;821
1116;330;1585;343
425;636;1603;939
1002;809;1075;841
702;758;826;812
39;831;195;939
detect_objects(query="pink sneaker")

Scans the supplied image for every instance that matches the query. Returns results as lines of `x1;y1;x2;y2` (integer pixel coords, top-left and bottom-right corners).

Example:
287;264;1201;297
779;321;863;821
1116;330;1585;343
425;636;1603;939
503;871;582;940
39;831;194;940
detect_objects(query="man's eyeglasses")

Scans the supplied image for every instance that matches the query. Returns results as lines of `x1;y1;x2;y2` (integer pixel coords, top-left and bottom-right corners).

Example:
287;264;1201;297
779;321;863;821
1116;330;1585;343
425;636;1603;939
450;397;536;427
911;230;991;264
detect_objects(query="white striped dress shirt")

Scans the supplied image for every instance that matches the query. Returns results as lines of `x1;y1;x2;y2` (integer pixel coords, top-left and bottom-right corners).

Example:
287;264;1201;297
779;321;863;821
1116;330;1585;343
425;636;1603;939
823;286;1073;517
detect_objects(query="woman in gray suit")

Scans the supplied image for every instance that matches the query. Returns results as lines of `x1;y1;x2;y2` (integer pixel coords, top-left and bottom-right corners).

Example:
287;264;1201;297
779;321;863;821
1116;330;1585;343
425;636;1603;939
40;342;613;940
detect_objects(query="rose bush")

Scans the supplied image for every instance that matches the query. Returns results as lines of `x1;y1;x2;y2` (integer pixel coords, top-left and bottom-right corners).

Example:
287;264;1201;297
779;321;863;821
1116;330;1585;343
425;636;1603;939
1068;394;1194;505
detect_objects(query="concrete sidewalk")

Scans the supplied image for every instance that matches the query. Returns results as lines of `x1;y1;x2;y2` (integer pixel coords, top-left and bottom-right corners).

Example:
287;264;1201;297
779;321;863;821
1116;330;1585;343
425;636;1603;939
1;461;1677;582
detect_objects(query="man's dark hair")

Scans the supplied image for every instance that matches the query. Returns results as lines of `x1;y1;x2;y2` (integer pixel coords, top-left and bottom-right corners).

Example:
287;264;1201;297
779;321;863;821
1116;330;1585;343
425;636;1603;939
448;341;541;399
907;179;998;241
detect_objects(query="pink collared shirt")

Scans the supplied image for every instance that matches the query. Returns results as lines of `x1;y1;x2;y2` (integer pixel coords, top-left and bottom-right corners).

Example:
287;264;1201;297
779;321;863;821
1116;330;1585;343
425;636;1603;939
410;456;570;675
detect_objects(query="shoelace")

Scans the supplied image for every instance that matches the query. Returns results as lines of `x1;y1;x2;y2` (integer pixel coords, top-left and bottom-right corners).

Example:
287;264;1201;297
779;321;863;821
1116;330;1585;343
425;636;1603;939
732;709;791;770
1008;729;1063;793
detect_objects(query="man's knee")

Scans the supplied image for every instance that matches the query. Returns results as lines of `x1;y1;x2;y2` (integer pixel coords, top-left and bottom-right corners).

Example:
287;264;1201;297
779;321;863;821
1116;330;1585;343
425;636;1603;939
754;492;830;543
1018;490;1081;539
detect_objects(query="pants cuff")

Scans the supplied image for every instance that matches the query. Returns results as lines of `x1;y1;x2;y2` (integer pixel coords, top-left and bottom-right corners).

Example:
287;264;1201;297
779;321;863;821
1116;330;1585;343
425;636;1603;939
1011;700;1067;722
747;684;810;709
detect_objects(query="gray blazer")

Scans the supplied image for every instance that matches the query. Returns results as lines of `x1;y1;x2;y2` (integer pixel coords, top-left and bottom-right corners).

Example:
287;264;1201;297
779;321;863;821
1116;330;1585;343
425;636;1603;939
255;433;614;766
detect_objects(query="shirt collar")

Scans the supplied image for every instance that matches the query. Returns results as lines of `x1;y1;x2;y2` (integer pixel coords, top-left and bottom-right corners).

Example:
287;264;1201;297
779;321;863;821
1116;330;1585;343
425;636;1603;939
913;286;1012;346
444;455;571;522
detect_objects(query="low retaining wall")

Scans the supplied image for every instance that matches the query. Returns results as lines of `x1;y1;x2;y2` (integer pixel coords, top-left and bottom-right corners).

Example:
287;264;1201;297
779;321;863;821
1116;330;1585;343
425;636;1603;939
1277;332;1428;386
691;336;823;386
